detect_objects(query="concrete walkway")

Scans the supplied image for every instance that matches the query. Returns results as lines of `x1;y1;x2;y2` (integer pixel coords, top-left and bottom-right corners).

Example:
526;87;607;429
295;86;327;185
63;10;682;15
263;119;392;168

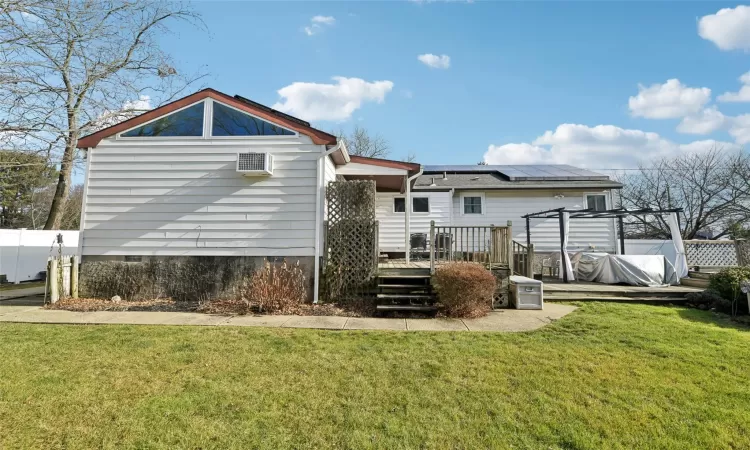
0;301;576;332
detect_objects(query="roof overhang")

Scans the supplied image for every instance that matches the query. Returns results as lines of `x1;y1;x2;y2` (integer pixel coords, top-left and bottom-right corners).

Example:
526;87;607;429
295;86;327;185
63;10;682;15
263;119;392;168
77;88;338;148
336;156;421;193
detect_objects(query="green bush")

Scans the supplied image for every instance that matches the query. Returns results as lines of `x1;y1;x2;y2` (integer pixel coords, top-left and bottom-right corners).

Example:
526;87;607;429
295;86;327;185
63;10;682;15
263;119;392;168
432;263;496;318
708;267;750;315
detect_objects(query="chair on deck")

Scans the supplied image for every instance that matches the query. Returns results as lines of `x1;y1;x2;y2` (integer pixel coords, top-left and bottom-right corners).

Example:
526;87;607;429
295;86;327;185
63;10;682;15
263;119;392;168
410;233;427;260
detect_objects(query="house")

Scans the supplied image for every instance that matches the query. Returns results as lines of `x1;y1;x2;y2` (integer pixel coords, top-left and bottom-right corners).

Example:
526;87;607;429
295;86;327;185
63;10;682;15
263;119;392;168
76;88;622;302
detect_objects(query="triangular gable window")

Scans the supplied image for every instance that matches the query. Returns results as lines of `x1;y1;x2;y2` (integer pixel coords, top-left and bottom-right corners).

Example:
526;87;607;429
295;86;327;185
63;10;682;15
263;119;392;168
212;102;295;136
120;102;205;137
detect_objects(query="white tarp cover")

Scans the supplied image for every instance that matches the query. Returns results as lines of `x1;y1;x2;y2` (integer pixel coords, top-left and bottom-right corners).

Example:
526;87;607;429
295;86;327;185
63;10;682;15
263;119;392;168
575;253;679;286
558;212;576;281
667;213;689;279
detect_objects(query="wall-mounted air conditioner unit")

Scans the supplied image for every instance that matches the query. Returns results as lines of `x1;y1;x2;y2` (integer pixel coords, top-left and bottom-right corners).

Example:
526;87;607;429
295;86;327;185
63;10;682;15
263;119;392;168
237;152;273;176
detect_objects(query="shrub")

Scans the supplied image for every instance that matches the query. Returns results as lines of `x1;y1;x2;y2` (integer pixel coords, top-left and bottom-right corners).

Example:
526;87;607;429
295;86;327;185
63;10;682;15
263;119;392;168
245;259;307;314
708;267;750;315
432;263;496;318
684;289;724;310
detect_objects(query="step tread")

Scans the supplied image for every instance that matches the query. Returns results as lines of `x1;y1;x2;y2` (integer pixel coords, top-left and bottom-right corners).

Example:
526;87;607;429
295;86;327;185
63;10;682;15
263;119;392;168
377;293;433;299
378;284;430;289
545;295;686;302
377;275;432;279
376;304;438;312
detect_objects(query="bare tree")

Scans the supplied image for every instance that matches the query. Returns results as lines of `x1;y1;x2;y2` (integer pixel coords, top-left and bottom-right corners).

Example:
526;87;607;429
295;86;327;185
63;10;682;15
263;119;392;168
337;125;390;159
0;0;205;229
618;147;750;239
402;152;417;163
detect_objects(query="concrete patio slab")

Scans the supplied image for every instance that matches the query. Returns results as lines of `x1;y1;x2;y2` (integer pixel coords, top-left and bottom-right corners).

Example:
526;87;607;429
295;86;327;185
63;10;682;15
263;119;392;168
343;317;406;331
282;315;348;330
221;315;293;328
407;318;468;331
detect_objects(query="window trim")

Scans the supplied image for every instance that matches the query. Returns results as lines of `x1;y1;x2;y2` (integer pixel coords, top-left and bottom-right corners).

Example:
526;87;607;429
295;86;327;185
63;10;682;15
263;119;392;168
393;197;406;214
411;197;430;214
584;193;608;212
208;99;299;139
460;192;485;215
116;100;207;140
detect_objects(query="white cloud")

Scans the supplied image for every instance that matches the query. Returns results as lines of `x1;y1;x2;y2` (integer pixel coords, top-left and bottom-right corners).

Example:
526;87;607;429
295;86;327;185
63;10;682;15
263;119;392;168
698;5;750;51
677;107;727;134
729;114;750;145
718;70;750;102
628;79;711;119
484;123;740;169
303;15;335;36
94;95;152;130
311;15;335;25
273;76;394;122
417;54;451;69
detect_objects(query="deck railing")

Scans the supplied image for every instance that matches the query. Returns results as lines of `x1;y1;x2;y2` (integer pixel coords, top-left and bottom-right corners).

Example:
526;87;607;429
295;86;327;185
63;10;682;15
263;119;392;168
512;240;535;278
429;221;512;273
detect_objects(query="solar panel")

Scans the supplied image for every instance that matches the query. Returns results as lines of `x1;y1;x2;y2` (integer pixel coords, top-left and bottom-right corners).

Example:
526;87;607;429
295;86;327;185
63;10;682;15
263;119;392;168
422;164;610;181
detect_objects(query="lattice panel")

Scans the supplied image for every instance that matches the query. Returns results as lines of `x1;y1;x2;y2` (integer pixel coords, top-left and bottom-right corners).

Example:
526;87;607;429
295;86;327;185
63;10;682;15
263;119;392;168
491;267;511;308
323;180;378;301
685;241;737;267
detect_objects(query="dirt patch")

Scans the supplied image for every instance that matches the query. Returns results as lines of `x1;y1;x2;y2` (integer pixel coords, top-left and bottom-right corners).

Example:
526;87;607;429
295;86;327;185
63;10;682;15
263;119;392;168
45;298;198;312
197;297;376;317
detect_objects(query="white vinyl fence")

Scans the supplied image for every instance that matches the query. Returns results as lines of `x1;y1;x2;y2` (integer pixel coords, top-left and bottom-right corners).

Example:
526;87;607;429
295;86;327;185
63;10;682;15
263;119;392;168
0;230;80;283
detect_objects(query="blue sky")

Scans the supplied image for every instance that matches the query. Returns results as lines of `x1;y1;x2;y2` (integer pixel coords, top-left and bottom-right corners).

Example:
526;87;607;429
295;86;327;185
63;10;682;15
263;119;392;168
149;1;750;170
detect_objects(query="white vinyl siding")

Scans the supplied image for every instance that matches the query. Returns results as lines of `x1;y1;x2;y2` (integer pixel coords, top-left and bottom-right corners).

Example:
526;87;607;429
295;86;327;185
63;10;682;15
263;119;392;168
82;135;323;257
375;191;451;252
450;190;616;252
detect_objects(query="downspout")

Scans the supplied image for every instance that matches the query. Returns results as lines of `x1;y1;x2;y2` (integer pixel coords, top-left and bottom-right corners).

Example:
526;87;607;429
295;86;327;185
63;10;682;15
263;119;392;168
404;166;424;263
313;141;344;303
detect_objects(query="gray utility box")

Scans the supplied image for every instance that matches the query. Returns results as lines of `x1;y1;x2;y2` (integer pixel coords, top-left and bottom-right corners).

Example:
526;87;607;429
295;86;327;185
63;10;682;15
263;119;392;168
509;275;544;310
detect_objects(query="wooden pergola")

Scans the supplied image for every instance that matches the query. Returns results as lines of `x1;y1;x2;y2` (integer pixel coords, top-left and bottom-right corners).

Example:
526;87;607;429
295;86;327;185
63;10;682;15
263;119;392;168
521;207;683;282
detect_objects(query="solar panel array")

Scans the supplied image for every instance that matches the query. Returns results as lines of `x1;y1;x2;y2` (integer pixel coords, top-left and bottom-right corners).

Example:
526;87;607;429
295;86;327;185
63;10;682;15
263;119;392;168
423;164;609;181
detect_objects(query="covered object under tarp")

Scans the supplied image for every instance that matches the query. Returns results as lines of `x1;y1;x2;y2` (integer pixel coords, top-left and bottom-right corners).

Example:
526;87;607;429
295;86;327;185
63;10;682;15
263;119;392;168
575;253;679;287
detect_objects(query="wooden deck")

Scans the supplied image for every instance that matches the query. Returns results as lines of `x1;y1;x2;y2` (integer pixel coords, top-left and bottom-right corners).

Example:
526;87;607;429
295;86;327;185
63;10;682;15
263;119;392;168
378;260;432;270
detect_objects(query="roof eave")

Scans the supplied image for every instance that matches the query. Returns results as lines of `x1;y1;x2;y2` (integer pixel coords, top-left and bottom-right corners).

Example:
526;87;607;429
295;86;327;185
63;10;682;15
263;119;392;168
76;88;338;148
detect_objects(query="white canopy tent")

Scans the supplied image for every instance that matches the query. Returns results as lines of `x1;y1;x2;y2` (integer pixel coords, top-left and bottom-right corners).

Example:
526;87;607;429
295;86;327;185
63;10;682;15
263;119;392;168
522;207;685;284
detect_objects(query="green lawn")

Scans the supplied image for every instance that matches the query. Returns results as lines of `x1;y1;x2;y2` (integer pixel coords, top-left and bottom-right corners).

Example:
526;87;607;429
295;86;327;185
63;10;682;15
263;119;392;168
1;303;749;449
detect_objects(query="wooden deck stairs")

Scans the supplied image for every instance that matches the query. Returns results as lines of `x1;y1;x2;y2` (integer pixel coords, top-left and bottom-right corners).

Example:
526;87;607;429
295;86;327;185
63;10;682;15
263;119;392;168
543;280;704;302
679;270;712;289
375;267;437;313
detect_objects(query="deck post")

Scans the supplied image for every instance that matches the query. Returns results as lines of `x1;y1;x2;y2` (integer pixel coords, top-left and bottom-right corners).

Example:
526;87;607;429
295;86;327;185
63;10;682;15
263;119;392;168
506;220;513;275
618;215;625;255
558;210;568;283
430;220;435;274
527;243;535;278
405;175;411;263
525;216;531;248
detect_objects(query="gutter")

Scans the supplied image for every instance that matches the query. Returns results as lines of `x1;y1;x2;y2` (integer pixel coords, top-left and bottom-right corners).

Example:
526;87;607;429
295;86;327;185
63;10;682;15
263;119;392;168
313;140;346;304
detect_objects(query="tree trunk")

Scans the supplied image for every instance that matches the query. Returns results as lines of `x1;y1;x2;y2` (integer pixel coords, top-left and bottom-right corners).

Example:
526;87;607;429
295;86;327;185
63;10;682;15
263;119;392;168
44;142;75;229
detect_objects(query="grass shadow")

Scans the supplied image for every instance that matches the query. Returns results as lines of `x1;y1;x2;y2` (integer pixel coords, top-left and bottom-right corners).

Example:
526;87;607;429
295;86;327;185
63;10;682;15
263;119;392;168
676;307;750;332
